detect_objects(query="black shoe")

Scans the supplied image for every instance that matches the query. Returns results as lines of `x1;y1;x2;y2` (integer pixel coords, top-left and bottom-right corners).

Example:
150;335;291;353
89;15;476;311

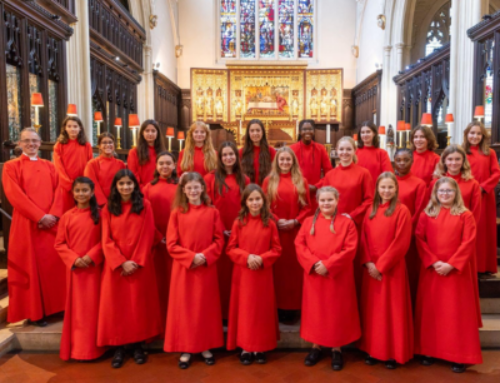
178;354;192;369
451;363;466;373
202;353;216;366
254;352;267;364
304;348;322;366
331;351;343;371
385;359;397;369
365;356;378;365
133;346;147;365
111;347;125;369
30;319;48;327
240;352;254;365
421;356;435;366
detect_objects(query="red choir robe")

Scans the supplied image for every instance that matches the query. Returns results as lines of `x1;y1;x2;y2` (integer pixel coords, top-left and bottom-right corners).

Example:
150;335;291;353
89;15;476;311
415;209;482;364
177;147;215;177
143;179;177;335
296;214;361;347
262;173;311;310
98;200;162;346
3;155;65;323
84;155;126;207
55;207;105;361
356;146;393;183
164;204;225;353
238;146;277;185
226;216;282;351
204;171;250;319
127;146;157;188
467;146;500;273
412;150;440;185
359;202;414;364
53;140;94;212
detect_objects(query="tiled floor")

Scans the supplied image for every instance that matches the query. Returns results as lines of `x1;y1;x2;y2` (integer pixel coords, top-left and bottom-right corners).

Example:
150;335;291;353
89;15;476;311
0;350;499;383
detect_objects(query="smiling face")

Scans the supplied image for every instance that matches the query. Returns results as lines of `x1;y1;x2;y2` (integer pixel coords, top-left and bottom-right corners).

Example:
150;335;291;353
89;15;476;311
116;176;135;200
394;152;412;176
99;137;115;156
300;122;315;143
278;151;294;173
444;151;464;175
467;125;483;146
183;180;203;205
73;182;93;207
221;146;237;170
337;140;355;165
413;130;428;152
437;181;456;208
249;123;263;146
65;120;81;140
360;126;375;146
318;191;338;217
143;125;158;145
378;177;397;204
157;154;175;179
19;130;41;157
193;126;207;146
246;190;264;216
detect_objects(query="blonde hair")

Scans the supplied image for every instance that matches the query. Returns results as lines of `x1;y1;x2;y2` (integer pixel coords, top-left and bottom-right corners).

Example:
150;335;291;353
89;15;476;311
180;121;218;173
310;187;339;235
463;121;490;156
369;172;399;219
267;147;308;206
433;144;473;181
337;136;358;163
424;177;467;218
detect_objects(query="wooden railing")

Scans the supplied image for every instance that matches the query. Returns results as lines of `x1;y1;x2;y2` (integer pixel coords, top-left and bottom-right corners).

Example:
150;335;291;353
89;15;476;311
352;70;382;130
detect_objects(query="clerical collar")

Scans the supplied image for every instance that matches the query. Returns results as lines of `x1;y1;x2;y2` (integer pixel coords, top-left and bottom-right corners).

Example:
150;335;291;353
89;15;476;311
22;153;38;161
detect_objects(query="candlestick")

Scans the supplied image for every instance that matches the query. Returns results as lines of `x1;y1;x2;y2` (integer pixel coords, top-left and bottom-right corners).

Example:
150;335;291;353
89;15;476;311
131;127;138;148
296;120;299;140
326;124;331;144
116;126;121;149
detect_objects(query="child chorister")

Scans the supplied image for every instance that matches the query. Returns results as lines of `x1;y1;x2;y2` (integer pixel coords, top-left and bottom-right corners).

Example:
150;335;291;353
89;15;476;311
55;177;105;361
356;122;393;182
410;126;440;186
226;184;282;365
177;121;218;177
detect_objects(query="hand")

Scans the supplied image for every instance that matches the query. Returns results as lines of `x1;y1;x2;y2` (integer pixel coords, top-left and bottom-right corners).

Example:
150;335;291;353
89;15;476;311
278;219;296;231
341;213;352;220
161;237;166;244
434;262;454;276
309;184;317;193
247;255;260;270
39;214;57;229
192;253;206;268
81;255;93;266
224;230;231;237
314;261;328;276
365;262;382;281
74;258;89;268
121;260;138;276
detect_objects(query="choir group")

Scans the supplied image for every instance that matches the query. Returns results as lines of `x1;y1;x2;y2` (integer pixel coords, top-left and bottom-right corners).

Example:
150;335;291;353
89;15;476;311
4;116;499;374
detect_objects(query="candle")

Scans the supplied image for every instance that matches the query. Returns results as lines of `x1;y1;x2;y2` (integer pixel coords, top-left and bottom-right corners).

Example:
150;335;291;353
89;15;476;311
296;120;299;139
326;124;331;144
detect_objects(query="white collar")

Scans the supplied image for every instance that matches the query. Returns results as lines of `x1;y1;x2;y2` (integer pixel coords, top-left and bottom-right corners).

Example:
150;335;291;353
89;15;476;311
22;153;38;161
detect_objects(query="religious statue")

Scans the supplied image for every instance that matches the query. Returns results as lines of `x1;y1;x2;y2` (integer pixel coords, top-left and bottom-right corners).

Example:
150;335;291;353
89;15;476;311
234;90;243;118
310;87;318;118
275;91;287;112
320;88;328;120
387;124;395;145
330;88;338;118
215;87;224;120
205;87;214;119
195;87;205;119
291;90;299;118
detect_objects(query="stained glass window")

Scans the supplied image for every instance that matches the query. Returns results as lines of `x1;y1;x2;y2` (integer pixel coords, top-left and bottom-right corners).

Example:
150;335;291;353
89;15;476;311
259;0;275;58
425;4;451;56
240;0;256;58
6;64;22;142
484;40;494;129
298;0;313;58
221;0;237;58
278;0;294;58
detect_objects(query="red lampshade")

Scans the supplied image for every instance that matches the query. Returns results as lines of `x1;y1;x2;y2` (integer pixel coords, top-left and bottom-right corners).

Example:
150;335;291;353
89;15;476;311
166;127;175;137
66;104;77;116
31;93;44;106
420;113;433;126
94;111;103;122
353;134;358;140
405;123;411;131
177;131;185;140
445;113;454;123
379;126;386;134
128;114;140;128
114;118;123;126
397;120;405;131
474;106;485;118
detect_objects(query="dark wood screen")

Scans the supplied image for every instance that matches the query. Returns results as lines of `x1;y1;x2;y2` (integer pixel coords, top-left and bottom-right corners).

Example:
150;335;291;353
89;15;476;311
37;0;77;23
153;70;181;151
352;70;382;130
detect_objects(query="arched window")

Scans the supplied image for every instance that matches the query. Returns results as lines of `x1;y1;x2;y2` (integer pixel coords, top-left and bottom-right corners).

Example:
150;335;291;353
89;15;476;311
425;3;451;56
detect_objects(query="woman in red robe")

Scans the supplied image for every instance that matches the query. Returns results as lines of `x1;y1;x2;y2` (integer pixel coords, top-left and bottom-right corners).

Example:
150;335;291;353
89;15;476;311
296;186;360;371
410;126;440;185
165;172;225;368
143;151;178;336
356;121;393;182
415;177;482;373
177;121;217;177
128;120;166;188
226;184;281;365
55;177;105;361
84;133;126;207
359;172;413;369
204;142;250;319
239;119;276;185
463;121;500;274
98;169;161;368
262;147;311;320
53;117;94;212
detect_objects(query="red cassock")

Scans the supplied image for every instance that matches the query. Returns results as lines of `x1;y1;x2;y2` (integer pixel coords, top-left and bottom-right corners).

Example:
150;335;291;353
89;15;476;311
55;207;105;361
177;147;213;177
53;140;94;212
296;214;361;347
84;155;126;207
415;209;482;365
127;146;157;188
98;200;162;346
143;179;177;335
238;146;277;185
164;204;225;353
262;173;311;310
204;172;250;319
356;146;393;183
467;146;500;273
359;203;414;364
412;150;440;185
3;156;65;323
226;216;282;351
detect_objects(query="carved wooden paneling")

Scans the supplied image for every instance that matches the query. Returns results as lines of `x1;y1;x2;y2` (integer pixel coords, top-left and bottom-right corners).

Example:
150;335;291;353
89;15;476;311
37;0;77;24
153;70;181;151
352;70;382;130
342;89;354;132
180;89;192;132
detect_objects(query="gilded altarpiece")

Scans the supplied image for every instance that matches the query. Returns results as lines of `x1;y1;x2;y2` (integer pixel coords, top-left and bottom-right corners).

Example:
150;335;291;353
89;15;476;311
305;69;343;123
191;69;229;123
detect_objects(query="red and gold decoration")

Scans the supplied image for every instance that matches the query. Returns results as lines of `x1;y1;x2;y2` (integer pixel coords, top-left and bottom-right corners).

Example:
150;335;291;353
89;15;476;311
94;111;103;136
66;104;77;116
129;114;140;148
114;118;123;150
166;127;175;151
30;93;44;133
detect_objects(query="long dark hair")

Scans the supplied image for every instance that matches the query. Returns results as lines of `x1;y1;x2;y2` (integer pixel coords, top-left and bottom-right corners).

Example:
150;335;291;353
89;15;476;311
73;177;99;224
58;116;87;145
357;121;380;148
151;151;178;185
108;169;144;216
137;119;166;165
237;184;272;227
241;119;272;184
215;141;246;196
173;172;212;213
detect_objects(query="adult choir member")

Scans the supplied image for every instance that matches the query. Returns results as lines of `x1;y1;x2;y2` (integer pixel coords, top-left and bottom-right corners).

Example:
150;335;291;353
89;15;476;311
296;187;360;371
463;122;500;274
356;121;393;182
415;177;482;373
3;128;65;326
204;142;250;319
55;177;105;361
127;120;166;188
359;172;413;369
226;184;281;365
165;172;225;368
84;133;126;207
98;169;161;368
262;147;311;320
239;119;276;185
53;117;93;212
177;122;217;177
410;126;440;185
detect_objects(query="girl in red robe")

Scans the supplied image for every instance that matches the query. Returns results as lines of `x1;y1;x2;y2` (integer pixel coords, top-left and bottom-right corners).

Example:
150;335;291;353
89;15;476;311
177;121;217;177
128;120;166;188
226;184;281;365
239;119;276;185
356;121;393;182
53;117;94;212
463;121;500;274
204;142;250;319
98;169;161;368
359;172;413;369
143;151;178;335
165;172;225;368
415;177;482;373
55;177;105;361
296;186;360;371
84;133;126;207
262;147;311;320
410;125;440;185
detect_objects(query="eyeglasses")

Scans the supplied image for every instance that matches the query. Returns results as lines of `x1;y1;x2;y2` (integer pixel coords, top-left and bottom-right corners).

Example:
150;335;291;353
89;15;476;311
20;139;41;144
437;189;455;195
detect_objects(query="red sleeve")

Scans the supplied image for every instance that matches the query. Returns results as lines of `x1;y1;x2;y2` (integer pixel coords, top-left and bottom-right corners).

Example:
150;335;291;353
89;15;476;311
201;209;225;266
259;221;282;268
359;212;372;265
87;239;103;266
142;185;164;245
269;146;277;162
470;181;482;224
226;221;250;267
84;160;107;207
131;203;155;267
349;172;374;226
127;149;141;185
323;219;358;277
48;163;64;218
176;150;185;177
54;213;79;268
315;169;331;189
295;219;320;273
415;212;440;268
319;144;333;174
380;149;393;174
86;143;94;162
204;173;216;203
102;207;128;271
295;179;312;223
262;177;279;221
412;182;427;232
447;213;477;273
166;210;196;269
53;143;73;191
481;150;500;193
